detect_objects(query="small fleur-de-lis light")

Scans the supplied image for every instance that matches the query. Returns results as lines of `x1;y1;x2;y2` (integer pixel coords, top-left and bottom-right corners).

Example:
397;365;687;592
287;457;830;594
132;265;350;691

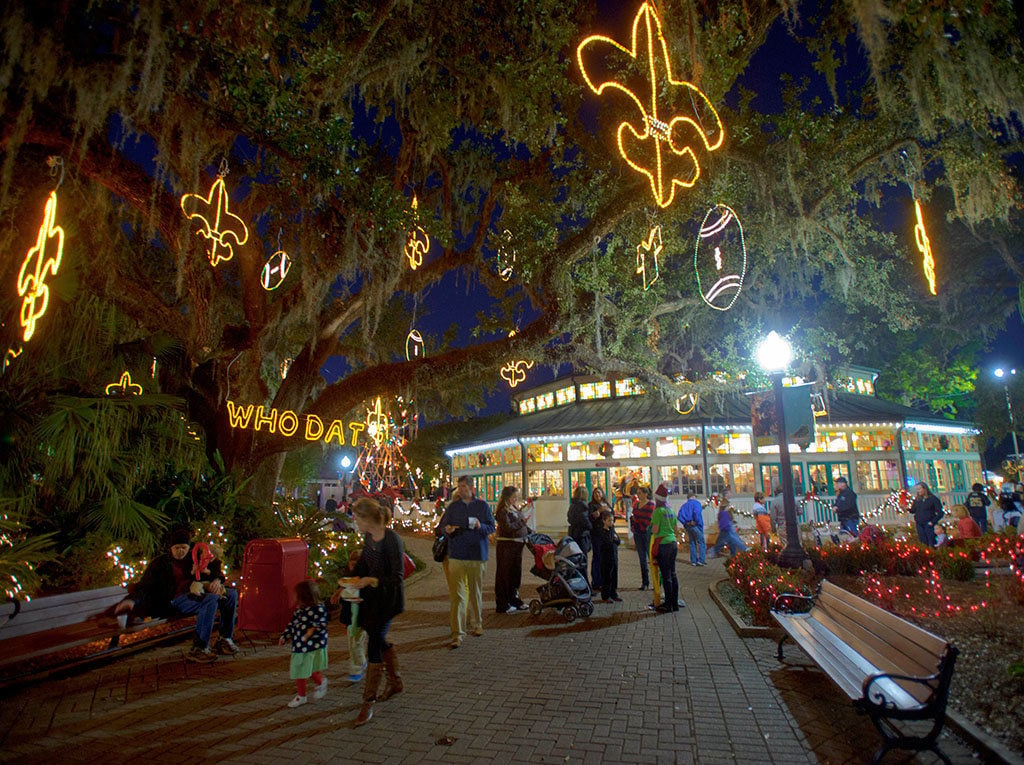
105;371;143;396
500;330;534;388
404;195;430;270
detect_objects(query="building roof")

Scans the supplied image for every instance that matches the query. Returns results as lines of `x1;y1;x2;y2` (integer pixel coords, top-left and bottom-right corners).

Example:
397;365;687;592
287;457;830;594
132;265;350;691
448;387;975;452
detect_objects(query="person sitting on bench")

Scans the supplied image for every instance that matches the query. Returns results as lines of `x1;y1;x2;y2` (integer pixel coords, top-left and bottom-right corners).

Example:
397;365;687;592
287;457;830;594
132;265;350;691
115;527;239;662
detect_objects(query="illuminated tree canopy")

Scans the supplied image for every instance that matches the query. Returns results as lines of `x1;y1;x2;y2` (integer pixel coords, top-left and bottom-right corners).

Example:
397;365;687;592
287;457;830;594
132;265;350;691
1;0;1022;530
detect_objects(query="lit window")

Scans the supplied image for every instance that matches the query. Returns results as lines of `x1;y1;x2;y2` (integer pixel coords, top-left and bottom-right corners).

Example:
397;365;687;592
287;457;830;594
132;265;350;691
655;435;700;457
615;378;644;397
527;442;564;462
855;460;900;491
579;381;612;400
610;438;650;459
527;469;564;498
536;391;555;411
555;385;577;406
567;441;603;461
519;398;536;414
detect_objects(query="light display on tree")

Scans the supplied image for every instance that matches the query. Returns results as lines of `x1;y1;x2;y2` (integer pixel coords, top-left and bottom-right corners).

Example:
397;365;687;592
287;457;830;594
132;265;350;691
18;191;65;342
180;175;249;267
913;199;938;295
261;250;291;290
355;396;417;493
694;203;746;311
497;229;516;281
636;225;662;290
3;346;23;372
576;2;724;208
105;371;143;396
226;400;364;446
366;396;389;447
405;329;425;361
403;194;430;270
500;330;534;388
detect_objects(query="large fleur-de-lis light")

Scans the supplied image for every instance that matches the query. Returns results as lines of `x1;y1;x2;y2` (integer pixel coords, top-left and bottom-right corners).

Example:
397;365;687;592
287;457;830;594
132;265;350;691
636;225;662;290
366;396;390;447
17;191;65;342
404;195;430;270
105;371;143;396
913;199;937;295
577;2;724;208
500;329;535;388
180;176;249;266
497;229;516;281
261;250;291;290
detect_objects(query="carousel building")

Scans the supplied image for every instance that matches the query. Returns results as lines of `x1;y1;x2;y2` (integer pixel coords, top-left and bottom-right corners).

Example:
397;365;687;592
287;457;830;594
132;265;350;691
445;367;982;533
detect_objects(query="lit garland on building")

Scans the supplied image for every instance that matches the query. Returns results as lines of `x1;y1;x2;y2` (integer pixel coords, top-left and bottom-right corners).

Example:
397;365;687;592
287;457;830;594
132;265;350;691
576;2;724;208
635;225;661;290
18;190;65;342
180;174;249;267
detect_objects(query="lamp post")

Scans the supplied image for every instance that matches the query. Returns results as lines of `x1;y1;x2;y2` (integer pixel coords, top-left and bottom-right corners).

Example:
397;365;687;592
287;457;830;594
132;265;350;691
756;332;805;569
995;367;1020;464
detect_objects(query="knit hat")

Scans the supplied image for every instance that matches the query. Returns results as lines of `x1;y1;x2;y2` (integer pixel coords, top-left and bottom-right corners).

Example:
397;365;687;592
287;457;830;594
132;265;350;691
835;476;848;485
654;484;669;498
168;526;192;546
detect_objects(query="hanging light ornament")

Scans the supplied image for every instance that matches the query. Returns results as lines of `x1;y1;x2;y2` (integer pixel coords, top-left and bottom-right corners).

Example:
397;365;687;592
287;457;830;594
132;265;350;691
636;225;662;290
261;250;291;290
913;199;937;296
105;371;143;396
500;330;534;388
694;204;746;311
405;329;425;361
180;159;249;267
497;229;516;281
576;2;724;208
366;396;389;447
404;194;430;270
18;158;67;343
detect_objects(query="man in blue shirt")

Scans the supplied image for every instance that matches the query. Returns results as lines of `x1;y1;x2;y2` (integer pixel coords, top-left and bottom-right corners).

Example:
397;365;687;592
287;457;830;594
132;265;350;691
436;476;495;649
677;492;706;566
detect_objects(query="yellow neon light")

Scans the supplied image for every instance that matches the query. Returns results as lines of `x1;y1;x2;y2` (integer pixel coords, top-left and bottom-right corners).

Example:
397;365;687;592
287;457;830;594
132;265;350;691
497;229;516;281
367;397;389;447
225;400;366;446
636;225;661;290
405;329;424;361
105;371;143;396
180;176;249;266
675;392;697;415
261;250;291;290
913;199;937;295
18;191;65;342
576;2;724;208
280;358;293;379
500;330;534;389
404;195;430;270
3;346;23;372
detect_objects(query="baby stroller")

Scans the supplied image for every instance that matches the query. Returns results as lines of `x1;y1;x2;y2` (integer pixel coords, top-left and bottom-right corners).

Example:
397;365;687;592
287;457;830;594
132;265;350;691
525;533;593;621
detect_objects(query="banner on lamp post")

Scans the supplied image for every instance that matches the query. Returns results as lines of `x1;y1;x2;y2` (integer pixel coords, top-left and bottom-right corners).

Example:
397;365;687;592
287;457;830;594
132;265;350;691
748;383;814;450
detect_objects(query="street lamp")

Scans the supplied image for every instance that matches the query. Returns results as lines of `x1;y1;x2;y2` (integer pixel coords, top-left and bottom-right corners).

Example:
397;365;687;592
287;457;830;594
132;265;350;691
994;367;1020;459
756;331;805;569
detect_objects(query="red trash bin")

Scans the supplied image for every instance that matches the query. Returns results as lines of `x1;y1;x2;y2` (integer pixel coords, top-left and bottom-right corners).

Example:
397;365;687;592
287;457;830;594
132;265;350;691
238;538;309;632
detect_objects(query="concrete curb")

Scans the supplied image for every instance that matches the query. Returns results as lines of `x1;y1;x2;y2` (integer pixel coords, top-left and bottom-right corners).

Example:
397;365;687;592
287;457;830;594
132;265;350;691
711;578;1022;765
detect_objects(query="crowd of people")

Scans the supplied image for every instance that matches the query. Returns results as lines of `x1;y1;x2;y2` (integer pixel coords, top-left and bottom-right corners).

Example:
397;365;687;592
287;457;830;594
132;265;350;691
117;472;1024;728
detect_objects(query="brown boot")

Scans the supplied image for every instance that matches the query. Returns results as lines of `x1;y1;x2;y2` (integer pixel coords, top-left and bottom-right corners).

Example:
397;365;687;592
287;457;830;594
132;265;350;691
378;646;403;701
354;663;382;726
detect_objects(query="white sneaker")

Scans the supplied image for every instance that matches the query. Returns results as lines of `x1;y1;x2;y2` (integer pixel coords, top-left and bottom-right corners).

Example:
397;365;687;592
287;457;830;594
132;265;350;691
313;678;328;700
287;695;307;708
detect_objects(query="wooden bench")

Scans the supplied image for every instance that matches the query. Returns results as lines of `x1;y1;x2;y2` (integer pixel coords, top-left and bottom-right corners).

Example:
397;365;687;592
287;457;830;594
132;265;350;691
771;580;958;764
0;587;194;686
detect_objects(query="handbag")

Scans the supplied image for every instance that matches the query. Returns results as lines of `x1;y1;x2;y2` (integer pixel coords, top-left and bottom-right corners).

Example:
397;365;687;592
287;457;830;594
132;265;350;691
432;534;449;563
402;552;416;579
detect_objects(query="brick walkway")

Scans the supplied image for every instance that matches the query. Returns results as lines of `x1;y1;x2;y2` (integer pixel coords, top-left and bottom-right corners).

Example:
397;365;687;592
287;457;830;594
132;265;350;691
0;534;981;764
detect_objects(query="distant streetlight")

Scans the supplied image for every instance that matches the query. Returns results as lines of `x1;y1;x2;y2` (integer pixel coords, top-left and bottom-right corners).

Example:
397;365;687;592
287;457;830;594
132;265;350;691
757;332;804;569
995;367;1020;458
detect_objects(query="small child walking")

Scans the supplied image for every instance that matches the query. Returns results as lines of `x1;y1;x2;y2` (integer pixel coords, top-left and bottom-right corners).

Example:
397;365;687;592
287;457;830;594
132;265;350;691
332;551;368;682
753;492;772;551
279;580;329;708
594;510;622;602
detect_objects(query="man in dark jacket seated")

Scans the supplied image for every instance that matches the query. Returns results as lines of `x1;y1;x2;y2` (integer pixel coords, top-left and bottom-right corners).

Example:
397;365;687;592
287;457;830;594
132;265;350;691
115;527;239;662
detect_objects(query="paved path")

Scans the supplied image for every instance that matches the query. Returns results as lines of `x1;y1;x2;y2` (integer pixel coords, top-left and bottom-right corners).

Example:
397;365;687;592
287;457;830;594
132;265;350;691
0;535;980;763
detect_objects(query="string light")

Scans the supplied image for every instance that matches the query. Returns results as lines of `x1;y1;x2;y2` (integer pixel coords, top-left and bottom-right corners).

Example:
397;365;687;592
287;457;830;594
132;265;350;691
180;175;249;266
18;191;65;342
695;204;746;311
226;400;365;446
635;225;662;290
576;1;724;208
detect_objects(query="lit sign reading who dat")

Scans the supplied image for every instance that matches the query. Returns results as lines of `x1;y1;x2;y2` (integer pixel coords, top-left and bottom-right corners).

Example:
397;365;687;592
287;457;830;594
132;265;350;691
226;400;365;446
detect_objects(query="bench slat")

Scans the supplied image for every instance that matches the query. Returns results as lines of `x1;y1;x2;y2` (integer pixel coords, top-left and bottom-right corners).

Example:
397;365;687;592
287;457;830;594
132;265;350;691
0;592;126;640
1;586;125;615
774;612;921;709
820;581;947;655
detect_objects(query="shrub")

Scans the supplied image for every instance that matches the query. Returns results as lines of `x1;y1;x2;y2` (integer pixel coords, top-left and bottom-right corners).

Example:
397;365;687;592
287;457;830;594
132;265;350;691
725;551;815;626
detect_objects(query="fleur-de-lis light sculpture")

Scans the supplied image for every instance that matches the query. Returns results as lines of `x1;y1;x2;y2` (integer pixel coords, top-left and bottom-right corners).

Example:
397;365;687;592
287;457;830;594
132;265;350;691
366;396;390;447
180;164;249;266
500;330;534;388
105;371;143;396
636;225;662;290
577;2;724;208
18;191;65;342
913;199;937;295
404;195;430;270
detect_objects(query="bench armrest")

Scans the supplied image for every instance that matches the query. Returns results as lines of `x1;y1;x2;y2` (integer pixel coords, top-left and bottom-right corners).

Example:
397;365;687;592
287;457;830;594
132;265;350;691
771;591;815;614
860;671;937;711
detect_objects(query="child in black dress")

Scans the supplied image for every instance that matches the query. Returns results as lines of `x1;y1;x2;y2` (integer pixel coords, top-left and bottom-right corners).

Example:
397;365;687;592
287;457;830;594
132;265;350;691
594;510;622;602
